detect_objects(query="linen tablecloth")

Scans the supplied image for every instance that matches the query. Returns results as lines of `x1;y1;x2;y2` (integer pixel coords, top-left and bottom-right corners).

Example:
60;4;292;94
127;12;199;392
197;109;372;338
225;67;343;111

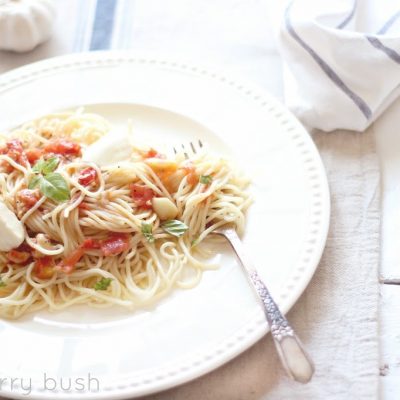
0;1;380;399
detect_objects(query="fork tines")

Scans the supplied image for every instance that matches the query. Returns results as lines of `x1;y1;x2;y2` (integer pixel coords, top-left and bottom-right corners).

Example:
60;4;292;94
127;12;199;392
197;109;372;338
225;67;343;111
173;139;203;159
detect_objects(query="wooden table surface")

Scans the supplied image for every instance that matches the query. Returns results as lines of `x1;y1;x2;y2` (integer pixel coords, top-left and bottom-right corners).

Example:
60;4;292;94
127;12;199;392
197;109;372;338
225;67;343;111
375;100;400;400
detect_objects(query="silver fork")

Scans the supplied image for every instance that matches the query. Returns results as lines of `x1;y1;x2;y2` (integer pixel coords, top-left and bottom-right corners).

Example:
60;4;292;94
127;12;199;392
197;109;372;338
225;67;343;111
176;140;315;383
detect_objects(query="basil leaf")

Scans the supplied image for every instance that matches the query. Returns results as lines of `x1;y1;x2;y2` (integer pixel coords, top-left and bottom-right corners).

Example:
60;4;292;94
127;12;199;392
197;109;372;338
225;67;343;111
94;277;112;291
40;173;70;202
28;175;42;189
0;277;6;288
32;159;46;174
199;175;212;185
141;222;155;243
161;220;189;237
42;156;59;174
32;157;59;175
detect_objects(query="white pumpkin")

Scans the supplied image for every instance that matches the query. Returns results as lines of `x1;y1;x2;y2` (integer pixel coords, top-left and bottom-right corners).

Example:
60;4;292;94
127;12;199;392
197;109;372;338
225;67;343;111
0;0;56;53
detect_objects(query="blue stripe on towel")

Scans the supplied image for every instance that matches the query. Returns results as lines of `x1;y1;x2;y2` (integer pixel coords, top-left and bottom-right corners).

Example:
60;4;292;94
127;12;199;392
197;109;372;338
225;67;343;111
377;10;400;34
284;1;371;120
366;36;400;64
90;0;118;50
336;0;357;29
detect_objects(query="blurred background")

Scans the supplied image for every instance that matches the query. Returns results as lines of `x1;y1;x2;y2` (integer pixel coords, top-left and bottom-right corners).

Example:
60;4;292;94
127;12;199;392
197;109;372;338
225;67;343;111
0;0;283;98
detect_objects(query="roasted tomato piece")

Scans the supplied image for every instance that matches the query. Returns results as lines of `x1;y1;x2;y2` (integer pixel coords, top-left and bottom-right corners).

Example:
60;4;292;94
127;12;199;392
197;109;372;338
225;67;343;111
25;148;43;165
57;238;100;274
7;250;30;264
78;202;90;211
34;256;55;279
130;184;155;209
57;233;130;275
182;164;198;185
17;189;40;209
78;167;97;186
7;242;32;264
44;139;81;157
100;233;130;256
58;247;85;274
0;139;28;168
81;238;101;250
144;148;166;159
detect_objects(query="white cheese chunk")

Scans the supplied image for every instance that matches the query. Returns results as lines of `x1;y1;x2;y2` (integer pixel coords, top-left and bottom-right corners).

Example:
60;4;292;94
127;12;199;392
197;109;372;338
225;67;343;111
0;201;24;251
82;131;133;167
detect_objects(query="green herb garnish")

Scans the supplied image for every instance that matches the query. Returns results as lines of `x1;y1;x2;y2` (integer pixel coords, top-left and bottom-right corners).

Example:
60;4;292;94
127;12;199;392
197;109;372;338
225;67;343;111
42;156;60;175
94;278;113;291
161;220;189;238
141;222;155;243
28;175;42;189
199;175;213;185
0;277;6;288
32;156;58;174
191;237;200;247
39;173;70;202
29;157;70;202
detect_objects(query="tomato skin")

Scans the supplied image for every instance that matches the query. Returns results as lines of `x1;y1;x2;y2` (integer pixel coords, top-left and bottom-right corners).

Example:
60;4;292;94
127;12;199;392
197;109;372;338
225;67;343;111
187;172;199;185
144;148;165;159
78;167;97;186
78;202;90;211
57;234;129;274
18;189;40;209
82;238;101;250
7;242;32;265
182;164;198;185
71;194;90;211
5;139;24;157
34;256;55;279
25;148;43;165
44;139;81;157
130;184;155;209
0;139;28;169
100;233;130;256
58;247;85;274
7;249;30;264
57;239;99;274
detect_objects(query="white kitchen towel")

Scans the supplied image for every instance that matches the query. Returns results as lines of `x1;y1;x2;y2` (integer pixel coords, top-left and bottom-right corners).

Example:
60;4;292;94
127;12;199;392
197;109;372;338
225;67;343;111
276;0;400;132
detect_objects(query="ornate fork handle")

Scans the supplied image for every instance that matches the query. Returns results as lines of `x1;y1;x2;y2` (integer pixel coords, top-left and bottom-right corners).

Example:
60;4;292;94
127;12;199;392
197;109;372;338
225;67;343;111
174;140;314;383
216;227;314;383
250;270;294;338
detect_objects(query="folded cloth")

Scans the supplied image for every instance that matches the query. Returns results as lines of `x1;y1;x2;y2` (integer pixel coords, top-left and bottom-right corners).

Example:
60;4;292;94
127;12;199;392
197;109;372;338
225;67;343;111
276;0;400;132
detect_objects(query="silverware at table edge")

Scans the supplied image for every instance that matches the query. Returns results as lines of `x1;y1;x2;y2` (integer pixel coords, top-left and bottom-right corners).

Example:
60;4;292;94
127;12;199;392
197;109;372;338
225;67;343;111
213;226;314;383
174;140;315;383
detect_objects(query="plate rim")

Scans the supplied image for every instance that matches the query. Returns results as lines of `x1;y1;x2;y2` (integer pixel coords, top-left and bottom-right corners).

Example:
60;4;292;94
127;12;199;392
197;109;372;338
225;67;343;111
0;51;330;399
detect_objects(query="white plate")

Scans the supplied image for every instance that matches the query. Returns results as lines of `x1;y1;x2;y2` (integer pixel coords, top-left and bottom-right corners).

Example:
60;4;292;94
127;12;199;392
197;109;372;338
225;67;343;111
0;52;329;399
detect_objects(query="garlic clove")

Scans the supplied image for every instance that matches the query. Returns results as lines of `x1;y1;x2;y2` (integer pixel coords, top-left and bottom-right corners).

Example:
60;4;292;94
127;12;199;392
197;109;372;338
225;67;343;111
152;197;178;220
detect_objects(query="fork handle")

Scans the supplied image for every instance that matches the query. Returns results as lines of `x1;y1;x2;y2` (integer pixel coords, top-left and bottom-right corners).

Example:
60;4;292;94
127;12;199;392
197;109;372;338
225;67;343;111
249;270;314;383
221;228;314;383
